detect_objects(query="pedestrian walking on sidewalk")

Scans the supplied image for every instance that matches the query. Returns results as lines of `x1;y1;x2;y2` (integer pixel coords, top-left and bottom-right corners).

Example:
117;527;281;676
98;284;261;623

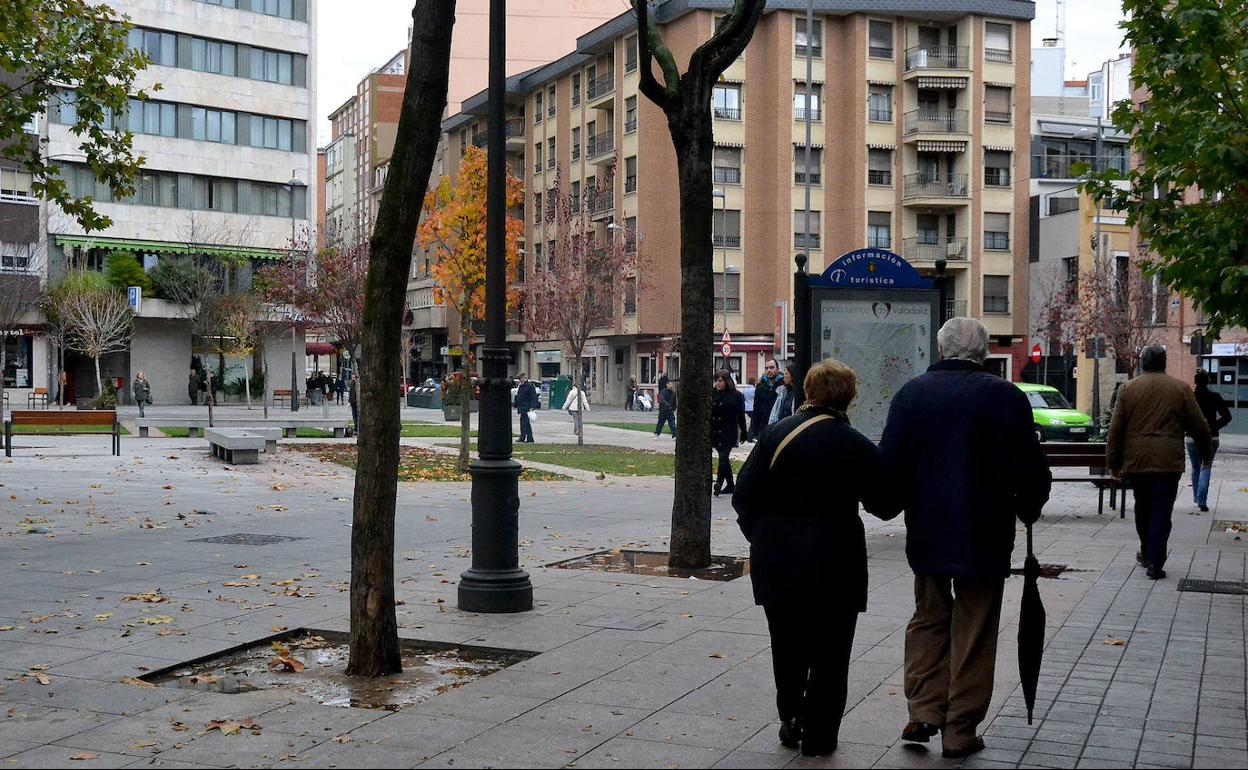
348;372;359;432
654;381;677;438
768;366;797;426
563;381;590;438
132;372;152;417
1188;369;1231;512
742;378;756;442
514;373;539;443
752;360;783;438
187;369;199;406
1107;346;1212;578
711;371;747;496
732;358;893;757
626;376;637;411
878;317;1051;759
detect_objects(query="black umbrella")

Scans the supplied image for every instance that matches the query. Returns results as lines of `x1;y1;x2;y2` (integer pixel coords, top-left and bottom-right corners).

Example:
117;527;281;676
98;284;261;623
1018;522;1046;725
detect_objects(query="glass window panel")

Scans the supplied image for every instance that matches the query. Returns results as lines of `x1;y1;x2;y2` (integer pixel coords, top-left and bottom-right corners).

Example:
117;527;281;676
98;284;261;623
144;102;160;134
278;53;291;84
191;107;206;139
278;119;291;150
127;99;142;132
264;117;278;148
280;0;292;18
985;22;1011;52
161;33;176;65
60;91;79;124
127;28;143;52
221;43;235;75
207;110;221;141
277;186;291;217
192;177;209;209
221;111;235;143
251;50;265;80
250;117;264;147
160;103;175;136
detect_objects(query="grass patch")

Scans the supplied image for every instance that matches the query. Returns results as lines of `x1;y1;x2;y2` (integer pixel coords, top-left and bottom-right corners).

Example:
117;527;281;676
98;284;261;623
597;421;666;434
10;424;130;435
400;423;479;438
159;427;334;438
499;443;742;477
293;443;569;482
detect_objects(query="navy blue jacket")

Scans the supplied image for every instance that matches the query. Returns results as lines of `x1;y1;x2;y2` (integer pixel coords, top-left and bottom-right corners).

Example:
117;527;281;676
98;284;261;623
878;360;1051;580
513;381;539;413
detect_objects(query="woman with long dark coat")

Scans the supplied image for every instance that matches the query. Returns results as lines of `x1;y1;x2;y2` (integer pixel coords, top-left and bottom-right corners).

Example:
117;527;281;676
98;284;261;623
732;358;897;756
711;371;747;496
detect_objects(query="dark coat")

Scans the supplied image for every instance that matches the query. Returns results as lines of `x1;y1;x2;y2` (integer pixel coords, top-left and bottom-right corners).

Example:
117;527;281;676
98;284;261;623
1195;386;1232;438
878;359;1051;580
513;381;539;413
733;408;892;610
658;387;676;415
711;388;747;448
1107;371;1211;474
753;373;783;424
657;373;670;392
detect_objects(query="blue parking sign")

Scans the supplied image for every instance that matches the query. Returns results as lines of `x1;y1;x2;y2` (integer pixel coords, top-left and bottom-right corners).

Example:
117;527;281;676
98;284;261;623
128;286;142;313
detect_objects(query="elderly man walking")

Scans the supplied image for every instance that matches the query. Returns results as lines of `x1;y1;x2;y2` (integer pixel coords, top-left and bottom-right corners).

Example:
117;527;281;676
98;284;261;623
879;317;1051;759
1107;345;1211;580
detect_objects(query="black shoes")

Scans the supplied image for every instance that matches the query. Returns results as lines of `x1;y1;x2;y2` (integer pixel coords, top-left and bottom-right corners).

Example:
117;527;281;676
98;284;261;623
801;737;837;757
901;721;940;743
1136;550;1146;566
941;736;986;759
1147;566;1167;580
778;717;802;748
1200;505;1210;512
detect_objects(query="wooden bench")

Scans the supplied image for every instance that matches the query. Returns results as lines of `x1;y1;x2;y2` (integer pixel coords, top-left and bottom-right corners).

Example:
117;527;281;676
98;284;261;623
1044;441;1125;518
205;428;266;464
272;389;309;408
136;418;347;439
4;410;120;457
26;387;49;409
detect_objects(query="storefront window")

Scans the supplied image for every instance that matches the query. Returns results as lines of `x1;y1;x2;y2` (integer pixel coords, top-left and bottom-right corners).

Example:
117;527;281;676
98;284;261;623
2;334;34;388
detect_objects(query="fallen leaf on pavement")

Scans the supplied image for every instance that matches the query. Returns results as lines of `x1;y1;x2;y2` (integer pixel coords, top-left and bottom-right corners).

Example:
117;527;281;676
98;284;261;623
70;752;98;760
270;655;305;673
93;613;113;622
708;652;726;659
140;616;174;625
1104;639;1126;646
331;735;351;744
119;676;156;688
203;717;259;736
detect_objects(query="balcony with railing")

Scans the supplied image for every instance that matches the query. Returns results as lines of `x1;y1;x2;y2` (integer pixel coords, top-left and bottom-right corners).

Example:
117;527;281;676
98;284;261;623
794;106;821;121
712;234;741;248
1032;153;1129;180
793;232;821;250
625;116;637;133
902;173;969;201
589;189;614;217
905;45;969;72
625;176;636;194
587;73;615;106
868;107;893;122
867;234;891;250
985;47;1012;63
868;169;892;186
945;299;967;318
902;236;968;263
587;131;614;163
984;110;1012;125
904;109;969;136
713;167;741;185
714;106;741;120
983;231;1010;251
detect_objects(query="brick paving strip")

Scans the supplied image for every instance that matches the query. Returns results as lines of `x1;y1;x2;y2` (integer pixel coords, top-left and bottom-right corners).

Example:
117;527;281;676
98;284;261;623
0;430;1244;768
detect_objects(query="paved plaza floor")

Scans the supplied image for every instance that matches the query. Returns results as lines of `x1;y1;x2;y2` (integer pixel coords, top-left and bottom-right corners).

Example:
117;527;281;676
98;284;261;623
0;418;1246;768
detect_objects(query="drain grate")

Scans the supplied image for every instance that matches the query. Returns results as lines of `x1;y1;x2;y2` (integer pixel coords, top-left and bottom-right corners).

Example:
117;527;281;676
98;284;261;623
1178;579;1248;595
191;533;307;546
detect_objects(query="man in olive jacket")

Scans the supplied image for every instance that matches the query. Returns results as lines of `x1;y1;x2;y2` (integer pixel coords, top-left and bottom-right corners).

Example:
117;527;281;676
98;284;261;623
1107;345;1211;579
878;318;1051;759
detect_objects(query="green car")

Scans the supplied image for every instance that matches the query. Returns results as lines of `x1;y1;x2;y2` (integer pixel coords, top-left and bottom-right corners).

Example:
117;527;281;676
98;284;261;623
1016;383;1094;442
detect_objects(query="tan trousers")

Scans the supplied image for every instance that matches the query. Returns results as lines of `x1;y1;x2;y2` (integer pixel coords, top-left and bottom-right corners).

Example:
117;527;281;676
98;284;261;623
904;575;1005;748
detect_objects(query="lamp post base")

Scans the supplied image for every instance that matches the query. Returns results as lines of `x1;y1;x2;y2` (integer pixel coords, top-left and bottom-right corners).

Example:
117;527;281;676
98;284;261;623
459;457;533;613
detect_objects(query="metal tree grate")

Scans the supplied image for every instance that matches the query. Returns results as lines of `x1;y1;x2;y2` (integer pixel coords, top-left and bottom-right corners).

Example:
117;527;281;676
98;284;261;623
1177;579;1248;595
191;533;308;546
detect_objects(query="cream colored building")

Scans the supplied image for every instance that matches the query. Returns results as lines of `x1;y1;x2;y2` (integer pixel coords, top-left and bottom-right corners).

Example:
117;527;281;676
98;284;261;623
431;0;1036;403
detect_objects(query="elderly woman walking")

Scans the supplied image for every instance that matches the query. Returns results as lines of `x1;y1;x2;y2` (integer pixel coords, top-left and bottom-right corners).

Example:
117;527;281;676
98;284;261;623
732;359;895;756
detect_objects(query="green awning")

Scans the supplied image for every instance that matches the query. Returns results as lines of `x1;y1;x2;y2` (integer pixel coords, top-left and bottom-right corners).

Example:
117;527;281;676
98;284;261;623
54;235;287;261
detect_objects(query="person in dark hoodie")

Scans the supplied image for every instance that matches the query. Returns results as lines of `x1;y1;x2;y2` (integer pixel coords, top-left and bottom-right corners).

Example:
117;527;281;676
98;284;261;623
752;359;783;438
733;358;894;757
878;317;1051;760
1187;369;1232;512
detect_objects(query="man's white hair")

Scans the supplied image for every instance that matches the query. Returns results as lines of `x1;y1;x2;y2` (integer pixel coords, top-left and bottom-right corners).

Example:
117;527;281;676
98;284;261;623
937;317;989;364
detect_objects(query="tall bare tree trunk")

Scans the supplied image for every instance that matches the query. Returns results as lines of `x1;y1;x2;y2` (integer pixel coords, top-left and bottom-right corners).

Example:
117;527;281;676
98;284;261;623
93;355;102;399
347;0;455;677
572;353;585;445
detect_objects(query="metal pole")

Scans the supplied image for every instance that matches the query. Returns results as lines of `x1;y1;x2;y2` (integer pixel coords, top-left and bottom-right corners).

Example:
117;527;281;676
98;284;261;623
290;209;299;413
460;0;532;614
720;196;727;369
802;0;813;277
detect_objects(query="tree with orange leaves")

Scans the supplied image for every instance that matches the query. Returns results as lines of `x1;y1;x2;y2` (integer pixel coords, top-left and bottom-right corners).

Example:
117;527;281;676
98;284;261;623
417;145;524;469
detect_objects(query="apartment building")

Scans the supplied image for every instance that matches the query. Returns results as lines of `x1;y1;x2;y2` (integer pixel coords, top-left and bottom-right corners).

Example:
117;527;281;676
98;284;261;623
1;72;42;401
39;0;317;406
432;0;1035;402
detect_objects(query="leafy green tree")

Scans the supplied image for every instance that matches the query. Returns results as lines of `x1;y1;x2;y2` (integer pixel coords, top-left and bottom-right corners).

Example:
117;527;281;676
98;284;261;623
1083;0;1248;334
104;251;150;294
0;0;152;232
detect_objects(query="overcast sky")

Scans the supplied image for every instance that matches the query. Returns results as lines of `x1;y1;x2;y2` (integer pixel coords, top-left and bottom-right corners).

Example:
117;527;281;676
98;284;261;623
315;1;1130;145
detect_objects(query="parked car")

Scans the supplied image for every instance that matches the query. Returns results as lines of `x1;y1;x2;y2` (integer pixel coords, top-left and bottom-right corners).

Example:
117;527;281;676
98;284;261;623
1016;383;1093;442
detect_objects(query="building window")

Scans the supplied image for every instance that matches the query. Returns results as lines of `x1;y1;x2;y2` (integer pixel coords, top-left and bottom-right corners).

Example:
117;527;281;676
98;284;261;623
867;211;891;249
534;92;543;123
250;116;295;150
624;216;638;253
794;82;821;121
713;83;742;120
795;17;822;58
984;212;1010;250
916;214;940;244
122;98;175;138
625;156;637;194
985;85;1012;124
1;246;33;270
793;210;820;249
249;48;296;85
533;142;543;174
713;209;741;248
198;0;308;22
868;84;893;121
714;272;741;312
868;148;892;185
572;74;581;106
0;168;33;202
794;146;821;185
533;191;542;223
545;189;556;220
570;181;581;213
713;146;741;185
191;107;237;144
868;20;894;59
985;22;1012;62
128;28;176;67
191;177;238;212
625;96;638;133
625;34;638;72
984;150;1011;186
547;137;556;169
547;85;556;117
983;275;1010;313
624;276;637;314
191;38;237;76
547;240;555;270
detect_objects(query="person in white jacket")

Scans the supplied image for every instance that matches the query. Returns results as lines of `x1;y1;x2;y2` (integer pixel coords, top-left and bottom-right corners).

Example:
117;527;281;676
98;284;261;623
563;384;591;437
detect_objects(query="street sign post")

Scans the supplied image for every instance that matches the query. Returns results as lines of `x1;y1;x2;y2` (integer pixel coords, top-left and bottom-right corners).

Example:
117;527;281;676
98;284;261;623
1031;343;1042;364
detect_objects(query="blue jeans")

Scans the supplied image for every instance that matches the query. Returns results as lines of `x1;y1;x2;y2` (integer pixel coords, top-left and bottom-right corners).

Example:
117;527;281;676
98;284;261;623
1186;438;1220;507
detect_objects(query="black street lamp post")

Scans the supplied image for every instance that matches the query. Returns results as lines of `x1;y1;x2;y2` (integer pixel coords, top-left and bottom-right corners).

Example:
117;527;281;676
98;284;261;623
459;0;533;613
792;254;810;408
